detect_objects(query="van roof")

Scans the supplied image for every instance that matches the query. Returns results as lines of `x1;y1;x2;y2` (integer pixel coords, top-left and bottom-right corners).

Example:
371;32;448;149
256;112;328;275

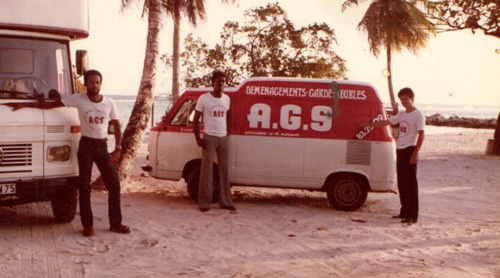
184;77;382;100
187;77;375;91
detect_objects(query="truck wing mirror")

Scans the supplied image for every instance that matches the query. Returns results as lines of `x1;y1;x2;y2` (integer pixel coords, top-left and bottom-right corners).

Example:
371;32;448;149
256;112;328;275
76;50;89;76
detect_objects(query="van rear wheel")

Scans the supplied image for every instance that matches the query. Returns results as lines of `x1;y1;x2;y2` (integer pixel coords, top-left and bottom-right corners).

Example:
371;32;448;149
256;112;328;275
326;175;367;211
186;166;220;203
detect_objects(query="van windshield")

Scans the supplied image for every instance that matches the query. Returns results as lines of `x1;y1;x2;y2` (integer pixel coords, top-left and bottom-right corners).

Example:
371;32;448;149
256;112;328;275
0;36;72;99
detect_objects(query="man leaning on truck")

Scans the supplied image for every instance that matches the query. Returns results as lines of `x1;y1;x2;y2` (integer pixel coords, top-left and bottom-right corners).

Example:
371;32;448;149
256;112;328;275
3;70;131;237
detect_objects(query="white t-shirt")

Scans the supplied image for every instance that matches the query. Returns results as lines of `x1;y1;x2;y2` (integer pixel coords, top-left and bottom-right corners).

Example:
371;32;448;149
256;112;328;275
389;108;425;149
62;93;119;139
195;92;230;137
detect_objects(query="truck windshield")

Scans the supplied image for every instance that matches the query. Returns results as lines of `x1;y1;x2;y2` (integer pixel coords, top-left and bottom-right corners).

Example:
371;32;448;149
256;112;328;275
0;36;72;99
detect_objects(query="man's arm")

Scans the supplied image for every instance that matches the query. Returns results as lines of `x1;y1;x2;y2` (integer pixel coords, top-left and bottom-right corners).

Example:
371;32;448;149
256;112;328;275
410;130;425;164
108;119;122;165
193;110;204;148
226;109;230;135
3;99;65;111
360;120;392;127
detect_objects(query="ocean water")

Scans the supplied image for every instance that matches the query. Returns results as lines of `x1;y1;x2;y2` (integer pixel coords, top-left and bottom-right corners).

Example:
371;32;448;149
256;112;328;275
109;95;499;130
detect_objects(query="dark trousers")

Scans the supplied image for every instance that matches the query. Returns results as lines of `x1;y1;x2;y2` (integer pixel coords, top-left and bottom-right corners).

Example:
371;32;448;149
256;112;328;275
77;136;122;227
396;146;419;220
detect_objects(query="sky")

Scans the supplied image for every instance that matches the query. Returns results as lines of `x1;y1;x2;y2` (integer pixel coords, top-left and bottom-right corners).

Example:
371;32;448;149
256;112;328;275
71;0;500;107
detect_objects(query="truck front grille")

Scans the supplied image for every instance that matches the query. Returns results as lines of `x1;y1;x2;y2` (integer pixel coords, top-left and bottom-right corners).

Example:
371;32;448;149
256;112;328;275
0;144;33;167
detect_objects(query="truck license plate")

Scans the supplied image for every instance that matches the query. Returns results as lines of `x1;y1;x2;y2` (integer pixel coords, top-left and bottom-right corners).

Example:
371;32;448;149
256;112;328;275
0;183;16;195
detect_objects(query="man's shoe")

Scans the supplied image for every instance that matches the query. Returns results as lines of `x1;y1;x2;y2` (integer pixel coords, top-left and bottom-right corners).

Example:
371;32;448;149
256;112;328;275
110;224;131;234
83;226;95;237
221;205;236;211
200;207;209;212
392;214;406;219
401;217;417;224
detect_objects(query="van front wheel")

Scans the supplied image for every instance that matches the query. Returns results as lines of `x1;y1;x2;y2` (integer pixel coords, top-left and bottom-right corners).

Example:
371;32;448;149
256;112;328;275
326;175;367;211
186;166;219;204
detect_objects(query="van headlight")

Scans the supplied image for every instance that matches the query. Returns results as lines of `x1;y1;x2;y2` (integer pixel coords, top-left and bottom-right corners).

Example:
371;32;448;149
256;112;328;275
47;145;71;162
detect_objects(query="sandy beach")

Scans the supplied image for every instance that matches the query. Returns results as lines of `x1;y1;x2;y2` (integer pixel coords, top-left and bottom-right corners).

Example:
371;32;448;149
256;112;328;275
0;126;499;278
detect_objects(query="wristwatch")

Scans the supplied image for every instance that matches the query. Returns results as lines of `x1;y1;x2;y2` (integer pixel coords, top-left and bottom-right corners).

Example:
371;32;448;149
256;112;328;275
115;145;122;150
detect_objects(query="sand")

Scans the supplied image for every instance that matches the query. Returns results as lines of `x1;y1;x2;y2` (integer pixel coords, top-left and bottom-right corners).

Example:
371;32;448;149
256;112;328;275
0;126;499;278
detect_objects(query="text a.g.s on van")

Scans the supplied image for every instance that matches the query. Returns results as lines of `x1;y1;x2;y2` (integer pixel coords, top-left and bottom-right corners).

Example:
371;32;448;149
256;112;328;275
143;77;397;211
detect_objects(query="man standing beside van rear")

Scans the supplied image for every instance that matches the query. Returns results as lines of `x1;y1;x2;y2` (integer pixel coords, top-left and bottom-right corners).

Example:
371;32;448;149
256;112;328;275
193;71;235;213
362;88;425;224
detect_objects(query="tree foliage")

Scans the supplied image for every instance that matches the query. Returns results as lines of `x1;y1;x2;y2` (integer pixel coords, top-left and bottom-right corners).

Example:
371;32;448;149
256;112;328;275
426;0;500;39
162;2;347;88
357;0;436;57
342;0;435;111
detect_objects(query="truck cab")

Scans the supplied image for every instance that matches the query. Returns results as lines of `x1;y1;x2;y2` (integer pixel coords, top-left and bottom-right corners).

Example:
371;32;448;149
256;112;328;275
0;0;89;222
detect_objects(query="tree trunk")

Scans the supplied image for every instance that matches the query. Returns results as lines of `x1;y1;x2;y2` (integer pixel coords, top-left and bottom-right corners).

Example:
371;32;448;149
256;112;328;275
386;44;398;114
493;112;500;155
116;0;162;183
171;8;181;104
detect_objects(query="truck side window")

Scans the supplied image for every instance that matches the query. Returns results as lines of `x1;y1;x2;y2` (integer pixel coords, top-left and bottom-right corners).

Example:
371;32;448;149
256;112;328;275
170;99;201;126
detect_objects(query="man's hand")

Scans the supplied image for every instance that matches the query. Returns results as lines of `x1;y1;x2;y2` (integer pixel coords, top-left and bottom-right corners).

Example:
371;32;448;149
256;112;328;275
410;150;419;165
196;138;206;149
3;102;27;111
109;149;121;165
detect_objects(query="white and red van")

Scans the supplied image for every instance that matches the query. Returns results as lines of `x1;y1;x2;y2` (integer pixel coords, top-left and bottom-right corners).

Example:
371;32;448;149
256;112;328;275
143;77;396;211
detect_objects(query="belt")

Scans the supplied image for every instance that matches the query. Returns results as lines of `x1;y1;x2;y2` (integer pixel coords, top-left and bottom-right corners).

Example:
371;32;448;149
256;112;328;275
81;136;107;142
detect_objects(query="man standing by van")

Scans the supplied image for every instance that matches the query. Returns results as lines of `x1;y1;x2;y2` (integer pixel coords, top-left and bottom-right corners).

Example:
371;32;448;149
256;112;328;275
363;88;425;224
193;71;236;212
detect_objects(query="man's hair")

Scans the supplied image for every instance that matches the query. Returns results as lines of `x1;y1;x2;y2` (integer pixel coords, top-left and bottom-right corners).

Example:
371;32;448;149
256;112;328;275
398;87;414;99
84;69;103;84
211;71;227;84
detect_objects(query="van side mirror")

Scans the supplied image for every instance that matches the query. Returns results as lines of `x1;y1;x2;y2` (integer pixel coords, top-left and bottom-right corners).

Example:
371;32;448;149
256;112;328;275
76;50;89;76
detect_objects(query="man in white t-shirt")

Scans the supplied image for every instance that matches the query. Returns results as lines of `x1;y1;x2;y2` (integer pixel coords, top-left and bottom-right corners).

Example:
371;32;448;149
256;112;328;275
61;70;130;236
5;70;131;236
362;88;425;224
193;71;235;212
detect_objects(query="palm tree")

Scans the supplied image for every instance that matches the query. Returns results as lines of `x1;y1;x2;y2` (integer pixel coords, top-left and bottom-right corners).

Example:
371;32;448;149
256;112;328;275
117;0;163;183
115;0;235;184
165;0;206;104
167;0;236;103
342;0;435;112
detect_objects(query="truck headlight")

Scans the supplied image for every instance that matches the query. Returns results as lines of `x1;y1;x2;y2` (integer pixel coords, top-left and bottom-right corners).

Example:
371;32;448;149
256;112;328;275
47;145;71;162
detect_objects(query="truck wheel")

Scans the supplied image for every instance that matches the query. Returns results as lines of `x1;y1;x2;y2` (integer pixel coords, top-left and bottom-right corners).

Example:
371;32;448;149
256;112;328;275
326;175;367;211
51;184;78;223
186;166;220;203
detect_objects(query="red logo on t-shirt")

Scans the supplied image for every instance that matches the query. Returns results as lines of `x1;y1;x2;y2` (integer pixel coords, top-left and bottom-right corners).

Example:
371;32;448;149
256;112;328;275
210;105;227;119
89;116;105;124
400;121;409;134
84;109;107;130
213;110;225;118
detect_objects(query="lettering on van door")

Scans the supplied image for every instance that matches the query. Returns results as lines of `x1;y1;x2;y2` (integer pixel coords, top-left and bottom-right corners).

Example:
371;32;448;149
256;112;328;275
356;113;384;140
247;103;332;137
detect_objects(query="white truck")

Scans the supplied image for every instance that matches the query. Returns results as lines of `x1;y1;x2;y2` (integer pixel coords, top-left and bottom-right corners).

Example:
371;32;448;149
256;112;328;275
0;0;89;222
